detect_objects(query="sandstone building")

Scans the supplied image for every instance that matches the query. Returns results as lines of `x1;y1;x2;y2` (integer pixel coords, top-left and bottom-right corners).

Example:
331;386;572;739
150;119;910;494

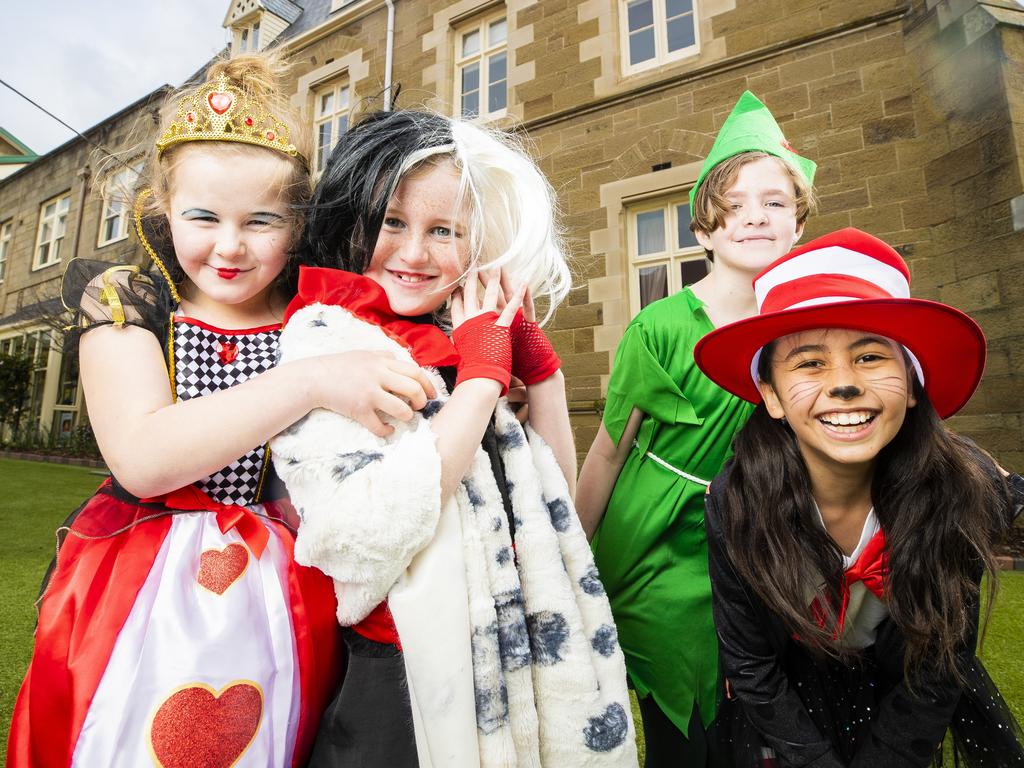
1;0;1021;465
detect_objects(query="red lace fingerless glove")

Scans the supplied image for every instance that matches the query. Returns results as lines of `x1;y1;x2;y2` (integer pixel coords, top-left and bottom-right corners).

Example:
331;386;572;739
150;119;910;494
511;310;562;385
452;311;512;395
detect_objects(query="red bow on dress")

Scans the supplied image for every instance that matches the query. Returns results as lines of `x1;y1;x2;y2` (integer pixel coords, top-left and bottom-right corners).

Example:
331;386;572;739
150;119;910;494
810;528;888;633
283;266;461;368
142;485;270;558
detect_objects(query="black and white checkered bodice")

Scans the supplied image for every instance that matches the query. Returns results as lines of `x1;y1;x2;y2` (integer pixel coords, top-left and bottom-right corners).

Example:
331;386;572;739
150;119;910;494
172;317;281;506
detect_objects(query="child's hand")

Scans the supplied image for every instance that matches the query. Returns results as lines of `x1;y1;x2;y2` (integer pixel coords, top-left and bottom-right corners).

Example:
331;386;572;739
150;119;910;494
450;267;525;329
449;268;526;394
311;351;437;437
498;274;561;386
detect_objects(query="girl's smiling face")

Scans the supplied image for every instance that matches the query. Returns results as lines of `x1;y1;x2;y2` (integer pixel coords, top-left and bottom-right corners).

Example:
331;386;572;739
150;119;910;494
364;159;472;317
758;328;917;478
167;145;294;318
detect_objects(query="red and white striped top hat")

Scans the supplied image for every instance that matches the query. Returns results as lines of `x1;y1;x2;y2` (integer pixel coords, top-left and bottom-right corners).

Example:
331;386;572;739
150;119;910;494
693;228;986;418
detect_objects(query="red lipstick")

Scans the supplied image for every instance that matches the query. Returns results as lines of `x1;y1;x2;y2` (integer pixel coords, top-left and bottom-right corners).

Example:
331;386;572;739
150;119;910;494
217;268;241;280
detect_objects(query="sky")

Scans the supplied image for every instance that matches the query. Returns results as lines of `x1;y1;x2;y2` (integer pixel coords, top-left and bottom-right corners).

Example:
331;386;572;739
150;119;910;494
1;1;231;157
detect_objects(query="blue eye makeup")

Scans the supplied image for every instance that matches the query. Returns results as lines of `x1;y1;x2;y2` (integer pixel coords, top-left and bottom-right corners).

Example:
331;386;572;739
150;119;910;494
249;212;285;225
180;208;217;220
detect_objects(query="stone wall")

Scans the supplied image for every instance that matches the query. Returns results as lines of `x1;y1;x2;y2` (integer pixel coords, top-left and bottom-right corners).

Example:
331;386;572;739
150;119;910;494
3;0;1021;467
0;95;161;320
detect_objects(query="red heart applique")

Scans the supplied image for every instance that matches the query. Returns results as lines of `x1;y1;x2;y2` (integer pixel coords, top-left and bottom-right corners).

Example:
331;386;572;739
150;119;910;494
197;543;249;595
217;341;239;365
150;682;263;768
208;91;233;115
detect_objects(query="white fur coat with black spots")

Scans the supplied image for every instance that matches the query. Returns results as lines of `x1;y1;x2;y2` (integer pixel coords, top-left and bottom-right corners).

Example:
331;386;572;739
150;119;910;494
271;302;638;768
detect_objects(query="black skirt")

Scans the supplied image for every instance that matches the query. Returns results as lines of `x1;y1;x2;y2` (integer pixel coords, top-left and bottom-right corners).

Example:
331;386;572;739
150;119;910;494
307;629;418;767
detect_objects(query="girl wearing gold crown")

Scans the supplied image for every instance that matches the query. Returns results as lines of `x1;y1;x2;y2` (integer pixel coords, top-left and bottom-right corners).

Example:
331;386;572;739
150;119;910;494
694;228;1024;766
7;54;437;768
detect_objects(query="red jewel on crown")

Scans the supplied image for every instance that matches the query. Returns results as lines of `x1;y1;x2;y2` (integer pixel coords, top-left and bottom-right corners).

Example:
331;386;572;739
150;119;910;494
217;341;239;365
266;131;276;141
186;112;195;123
245;116;254;126
208;91;233;115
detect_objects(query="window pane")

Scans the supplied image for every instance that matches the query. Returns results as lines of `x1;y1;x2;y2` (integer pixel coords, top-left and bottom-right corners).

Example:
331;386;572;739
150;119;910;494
338;86;350;109
57;352;79;405
53;410;76;440
104;216;119;242
489;51;507;84
44;202;55;218
319;92;334;116
59;196;70;213
337;114;349;135
629;28;656;65
317;122;333;169
680;258;708;287
489;18;507;45
667;0;693;16
627;0;654;30
676;204;699;248
488;53;508;113
639;264;668;308
667;15;696;52
462;89;480;119
40;221;52;244
636;210;666;255
462;29;480;57
462;62;480;93
488;81;507;113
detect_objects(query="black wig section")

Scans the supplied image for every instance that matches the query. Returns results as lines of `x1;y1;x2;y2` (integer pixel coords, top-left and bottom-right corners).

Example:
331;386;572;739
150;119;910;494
298;110;454;275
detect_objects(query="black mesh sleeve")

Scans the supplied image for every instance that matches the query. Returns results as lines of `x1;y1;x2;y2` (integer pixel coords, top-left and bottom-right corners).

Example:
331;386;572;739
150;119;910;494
61;258;173;357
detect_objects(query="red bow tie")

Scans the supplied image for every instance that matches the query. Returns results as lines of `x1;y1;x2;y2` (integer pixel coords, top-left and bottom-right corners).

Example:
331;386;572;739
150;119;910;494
810;528;888;633
142;485;270;558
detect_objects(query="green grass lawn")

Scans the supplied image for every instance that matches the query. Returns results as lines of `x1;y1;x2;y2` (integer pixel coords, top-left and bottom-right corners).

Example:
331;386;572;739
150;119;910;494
0;456;1020;761
0;458;105;756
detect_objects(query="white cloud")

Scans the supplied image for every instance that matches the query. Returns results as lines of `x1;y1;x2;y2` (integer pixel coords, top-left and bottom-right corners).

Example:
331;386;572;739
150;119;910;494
1;0;228;155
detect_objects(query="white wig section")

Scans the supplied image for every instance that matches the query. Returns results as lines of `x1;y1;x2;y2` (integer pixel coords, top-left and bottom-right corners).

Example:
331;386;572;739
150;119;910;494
394;118;572;325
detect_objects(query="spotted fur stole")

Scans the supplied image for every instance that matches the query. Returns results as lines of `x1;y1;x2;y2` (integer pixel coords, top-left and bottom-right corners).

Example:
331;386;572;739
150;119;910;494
271;303;638;767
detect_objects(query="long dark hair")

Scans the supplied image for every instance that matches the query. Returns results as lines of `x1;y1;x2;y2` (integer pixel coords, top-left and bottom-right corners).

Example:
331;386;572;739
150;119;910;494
295;110;453;277
721;343;1009;682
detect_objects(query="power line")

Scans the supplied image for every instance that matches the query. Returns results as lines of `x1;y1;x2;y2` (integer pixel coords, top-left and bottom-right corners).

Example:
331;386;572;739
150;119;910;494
0;76;133;171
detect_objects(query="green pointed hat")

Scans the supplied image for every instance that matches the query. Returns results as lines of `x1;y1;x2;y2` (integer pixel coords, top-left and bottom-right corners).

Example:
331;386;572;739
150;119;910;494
688;91;816;208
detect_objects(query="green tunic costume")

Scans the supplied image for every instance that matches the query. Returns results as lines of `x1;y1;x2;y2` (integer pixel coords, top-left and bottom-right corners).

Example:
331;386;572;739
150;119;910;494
592;287;754;735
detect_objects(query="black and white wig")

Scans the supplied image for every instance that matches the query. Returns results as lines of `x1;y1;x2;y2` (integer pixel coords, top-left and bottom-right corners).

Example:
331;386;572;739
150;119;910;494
300;109;571;322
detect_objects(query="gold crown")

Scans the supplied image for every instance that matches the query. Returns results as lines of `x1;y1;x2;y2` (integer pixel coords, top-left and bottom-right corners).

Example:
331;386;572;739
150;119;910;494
155;73;304;163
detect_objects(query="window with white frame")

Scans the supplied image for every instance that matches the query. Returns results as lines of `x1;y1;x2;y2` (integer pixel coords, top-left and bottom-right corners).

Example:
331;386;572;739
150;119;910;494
33;193;71;270
455;14;508;120
0;220;11;282
621;0;699;74
237;19;261;52
313;80;351;174
627;193;707;314
98;162;142;247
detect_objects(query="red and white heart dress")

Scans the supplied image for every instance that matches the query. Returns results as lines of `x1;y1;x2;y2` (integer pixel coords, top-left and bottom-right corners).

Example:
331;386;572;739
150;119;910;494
7;316;340;768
